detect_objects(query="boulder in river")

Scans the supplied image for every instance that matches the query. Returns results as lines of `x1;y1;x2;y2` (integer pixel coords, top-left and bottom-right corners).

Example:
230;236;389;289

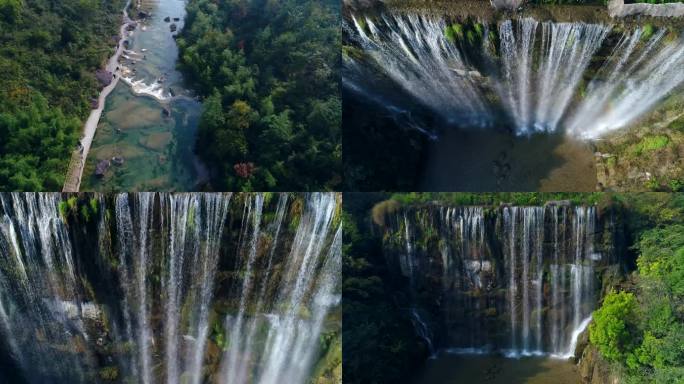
138;11;149;19
164;16;170;22
95;160;111;178
170;23;177;32
95;69;113;87
173;17;180;21
162;107;171;117
112;157;125;166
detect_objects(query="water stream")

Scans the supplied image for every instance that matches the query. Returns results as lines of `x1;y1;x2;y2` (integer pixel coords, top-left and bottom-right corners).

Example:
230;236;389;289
82;0;204;191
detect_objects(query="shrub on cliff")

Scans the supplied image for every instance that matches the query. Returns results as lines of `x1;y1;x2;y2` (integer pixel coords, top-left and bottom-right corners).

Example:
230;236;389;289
590;291;639;362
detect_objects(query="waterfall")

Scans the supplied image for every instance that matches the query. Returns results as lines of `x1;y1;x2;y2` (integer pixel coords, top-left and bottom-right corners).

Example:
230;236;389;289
247;193;341;384
345;11;684;137
0;193;340;384
221;194;265;384
222;194;289;384
346;13;492;126
505;207;518;353
497;19;609;133
0;193;91;382
507;207;547;356
410;308;435;356
566;27;684;138
391;204;608;358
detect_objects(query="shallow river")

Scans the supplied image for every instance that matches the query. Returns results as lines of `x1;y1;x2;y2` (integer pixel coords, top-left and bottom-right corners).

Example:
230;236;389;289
82;0;203;191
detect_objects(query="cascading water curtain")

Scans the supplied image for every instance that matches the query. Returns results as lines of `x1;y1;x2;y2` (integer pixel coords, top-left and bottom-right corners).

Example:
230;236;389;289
391;204;608;358
0;193;341;384
0;193;93;383
503;205;597;358
344;11;684;137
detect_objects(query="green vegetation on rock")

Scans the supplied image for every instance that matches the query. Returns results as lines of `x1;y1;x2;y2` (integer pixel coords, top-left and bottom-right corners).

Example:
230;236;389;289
594;94;684;192
388;192;609;207
590;291;638;362
588;195;684;383
343;194;426;384
629;135;669;156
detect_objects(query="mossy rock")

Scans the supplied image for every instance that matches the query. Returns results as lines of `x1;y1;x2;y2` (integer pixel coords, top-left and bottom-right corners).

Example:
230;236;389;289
99;366;119;381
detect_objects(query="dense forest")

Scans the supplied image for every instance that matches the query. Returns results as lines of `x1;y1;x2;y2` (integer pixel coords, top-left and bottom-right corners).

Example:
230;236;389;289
177;0;341;191
0;0;125;191
343;192;684;383
589;193;684;383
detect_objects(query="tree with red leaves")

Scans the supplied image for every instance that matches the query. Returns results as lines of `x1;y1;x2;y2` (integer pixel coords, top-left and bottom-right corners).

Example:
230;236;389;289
234;162;255;178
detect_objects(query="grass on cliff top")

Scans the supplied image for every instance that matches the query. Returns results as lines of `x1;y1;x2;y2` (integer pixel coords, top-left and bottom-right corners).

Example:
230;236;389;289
628;135;670;156
594;93;684;192
383;192;612;210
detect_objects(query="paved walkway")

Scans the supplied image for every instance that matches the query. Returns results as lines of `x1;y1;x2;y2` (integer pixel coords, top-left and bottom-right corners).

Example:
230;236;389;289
63;1;132;192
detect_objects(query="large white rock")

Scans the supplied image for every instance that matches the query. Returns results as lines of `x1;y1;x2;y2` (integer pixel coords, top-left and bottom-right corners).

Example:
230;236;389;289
609;0;684;18
491;0;525;10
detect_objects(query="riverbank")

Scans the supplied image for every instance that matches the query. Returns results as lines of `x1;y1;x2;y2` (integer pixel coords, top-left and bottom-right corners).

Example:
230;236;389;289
62;0;133;192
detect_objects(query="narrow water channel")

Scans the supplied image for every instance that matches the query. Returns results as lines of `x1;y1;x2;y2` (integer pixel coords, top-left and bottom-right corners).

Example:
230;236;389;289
82;0;204;191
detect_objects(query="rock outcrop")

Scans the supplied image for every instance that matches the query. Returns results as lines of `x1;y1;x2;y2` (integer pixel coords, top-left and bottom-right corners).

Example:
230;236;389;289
609;0;684;18
490;0;525;10
95;159;111;177
577;344;621;384
95;69;113;87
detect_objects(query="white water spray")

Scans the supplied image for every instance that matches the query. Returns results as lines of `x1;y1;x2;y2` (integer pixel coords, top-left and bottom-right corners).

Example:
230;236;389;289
345;12;684;137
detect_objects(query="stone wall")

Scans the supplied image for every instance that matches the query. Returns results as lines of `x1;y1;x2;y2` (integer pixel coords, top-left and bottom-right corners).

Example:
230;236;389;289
491;0;525;10
609;0;684;18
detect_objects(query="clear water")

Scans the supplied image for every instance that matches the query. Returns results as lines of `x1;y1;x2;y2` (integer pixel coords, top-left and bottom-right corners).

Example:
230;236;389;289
83;0;203;191
421;128;597;191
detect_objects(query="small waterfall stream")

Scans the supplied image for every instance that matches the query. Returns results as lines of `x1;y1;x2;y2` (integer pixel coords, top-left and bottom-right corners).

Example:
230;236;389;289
0;193;341;384
344;12;684;138
386;203;616;358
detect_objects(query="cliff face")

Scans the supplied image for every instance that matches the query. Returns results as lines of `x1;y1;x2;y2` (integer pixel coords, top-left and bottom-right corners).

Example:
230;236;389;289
379;202;625;356
0;193;342;384
577;344;621;384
